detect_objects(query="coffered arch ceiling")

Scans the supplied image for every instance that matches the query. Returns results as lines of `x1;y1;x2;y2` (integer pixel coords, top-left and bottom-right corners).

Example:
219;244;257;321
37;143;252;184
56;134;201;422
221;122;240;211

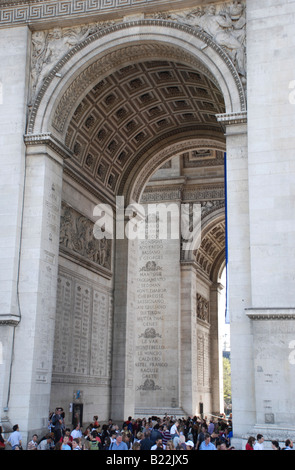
194;218;226;282
64;58;226;203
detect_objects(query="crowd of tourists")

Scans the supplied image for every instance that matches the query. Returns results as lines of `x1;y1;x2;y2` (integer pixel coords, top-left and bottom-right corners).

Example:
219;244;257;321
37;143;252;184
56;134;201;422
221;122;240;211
0;410;293;451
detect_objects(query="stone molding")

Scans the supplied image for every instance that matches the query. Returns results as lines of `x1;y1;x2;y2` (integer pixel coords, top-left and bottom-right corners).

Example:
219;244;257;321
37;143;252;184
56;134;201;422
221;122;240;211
24;132;73;160
0;0;193;27
245;308;295;320
0;316;20;326
216;111;247;125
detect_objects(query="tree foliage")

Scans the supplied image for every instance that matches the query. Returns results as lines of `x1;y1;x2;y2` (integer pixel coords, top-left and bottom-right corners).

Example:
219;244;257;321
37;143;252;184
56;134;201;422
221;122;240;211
223;356;232;412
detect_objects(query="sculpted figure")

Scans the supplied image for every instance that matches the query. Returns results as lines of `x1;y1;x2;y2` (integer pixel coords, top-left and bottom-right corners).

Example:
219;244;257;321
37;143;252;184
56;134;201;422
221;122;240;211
30;21;116;100
170;2;246;80
31;25;92;99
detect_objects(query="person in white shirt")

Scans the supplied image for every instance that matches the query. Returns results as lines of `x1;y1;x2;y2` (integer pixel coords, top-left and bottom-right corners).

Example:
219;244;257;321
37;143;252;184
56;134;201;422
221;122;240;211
27;434;38;450
253;434;264;450
151;438;163;450
71;423;83;439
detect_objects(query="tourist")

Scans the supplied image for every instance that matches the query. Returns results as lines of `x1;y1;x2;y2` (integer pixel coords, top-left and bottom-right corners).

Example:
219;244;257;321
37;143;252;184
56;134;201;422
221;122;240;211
161;424;171;448
61;435;71;450
0;426;6;450
83;425;92;441
100;424;110;447
271;440;281;450
92;415;99;429
132;441;141;450
169;419;180;441
220;427;231;448
140;430;153;450
54;441;63;450
133;431;143;445
185;440;195;450
72;438;82;450
195;424;207;450
219;443;227;450
51;408;64;444
71;423;83;440
37;433;54;450
7;424;22;450
89;430;102;450
210;430;221;448
199;433;216;450
27;434;38;450
165;440;175;450
282;439;293;450
59;428;73;447
151;437;163;450
245;436;255;450
109;432;128;450
150;426;162;444
175;434;186;450
208;419;215;435
122;432;132;449
253;434;264;450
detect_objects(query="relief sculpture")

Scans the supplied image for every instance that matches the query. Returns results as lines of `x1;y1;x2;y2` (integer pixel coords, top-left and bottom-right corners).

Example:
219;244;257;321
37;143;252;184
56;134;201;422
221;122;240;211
197;293;210;323
30;22;116;101
158;1;246;82
59;202;111;271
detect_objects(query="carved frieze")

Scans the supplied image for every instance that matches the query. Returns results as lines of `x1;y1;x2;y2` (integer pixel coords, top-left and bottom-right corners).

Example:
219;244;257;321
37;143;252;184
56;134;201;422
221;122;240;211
59;201;112;276
197;293;210;323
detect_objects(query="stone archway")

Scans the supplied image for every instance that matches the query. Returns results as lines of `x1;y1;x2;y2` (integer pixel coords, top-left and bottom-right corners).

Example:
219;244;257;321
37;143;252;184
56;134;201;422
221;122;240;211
22;16;249;429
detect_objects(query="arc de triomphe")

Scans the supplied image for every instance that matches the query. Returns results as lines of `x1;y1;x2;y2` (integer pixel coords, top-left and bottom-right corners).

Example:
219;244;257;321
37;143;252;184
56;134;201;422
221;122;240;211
0;0;295;449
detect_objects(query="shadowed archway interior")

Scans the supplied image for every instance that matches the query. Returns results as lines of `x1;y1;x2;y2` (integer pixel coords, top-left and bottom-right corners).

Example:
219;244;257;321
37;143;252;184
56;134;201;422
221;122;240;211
52;48;228;420
63;59;226;204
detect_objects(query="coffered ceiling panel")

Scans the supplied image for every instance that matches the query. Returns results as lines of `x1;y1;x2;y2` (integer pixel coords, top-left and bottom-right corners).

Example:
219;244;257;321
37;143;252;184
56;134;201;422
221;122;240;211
65;59;225;198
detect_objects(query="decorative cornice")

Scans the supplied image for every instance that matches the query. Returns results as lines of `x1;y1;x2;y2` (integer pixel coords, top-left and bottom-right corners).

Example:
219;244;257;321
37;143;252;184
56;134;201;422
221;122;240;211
0;0;186;27
216;111;247;126
24;132;73;160
246;308;295;320
0;315;21;326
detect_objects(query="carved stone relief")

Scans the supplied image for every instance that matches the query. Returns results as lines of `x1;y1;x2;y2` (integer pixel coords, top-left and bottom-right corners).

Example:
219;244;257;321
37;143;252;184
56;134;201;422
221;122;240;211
59;201;112;275
197;293;210;323
154;1;246;83
30;21;117;102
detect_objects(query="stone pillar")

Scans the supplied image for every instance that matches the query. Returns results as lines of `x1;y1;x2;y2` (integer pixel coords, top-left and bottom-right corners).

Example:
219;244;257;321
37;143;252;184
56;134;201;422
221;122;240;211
111;225;138;422
244;0;295;441
180;262;197;416
4;138;64;442
209;282;224;415
0;25;30;431
133;199;181;416
217;114;254;439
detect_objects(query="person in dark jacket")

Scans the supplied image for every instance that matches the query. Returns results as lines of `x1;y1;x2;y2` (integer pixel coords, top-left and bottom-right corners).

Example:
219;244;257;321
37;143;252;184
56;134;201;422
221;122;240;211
140;430;153;450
